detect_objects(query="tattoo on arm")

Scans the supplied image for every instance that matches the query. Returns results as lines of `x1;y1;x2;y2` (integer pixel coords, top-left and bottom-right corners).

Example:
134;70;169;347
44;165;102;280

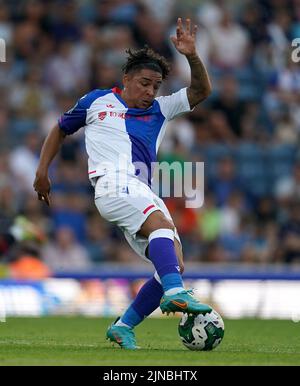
186;53;212;108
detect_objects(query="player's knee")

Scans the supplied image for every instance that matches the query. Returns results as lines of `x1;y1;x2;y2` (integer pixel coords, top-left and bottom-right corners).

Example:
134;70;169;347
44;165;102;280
157;217;175;231
139;211;174;238
152;211;174;231
147;220;175;238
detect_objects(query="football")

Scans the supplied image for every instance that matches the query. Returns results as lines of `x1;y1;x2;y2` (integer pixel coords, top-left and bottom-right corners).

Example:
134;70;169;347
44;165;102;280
178;309;225;351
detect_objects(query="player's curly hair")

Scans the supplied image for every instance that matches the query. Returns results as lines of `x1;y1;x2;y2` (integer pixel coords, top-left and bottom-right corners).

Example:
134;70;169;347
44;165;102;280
122;46;171;79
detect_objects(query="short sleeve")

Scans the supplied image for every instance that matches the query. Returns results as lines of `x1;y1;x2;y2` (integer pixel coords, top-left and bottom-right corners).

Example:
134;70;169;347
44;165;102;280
58;96;88;135
58;89;110;135
155;87;192;121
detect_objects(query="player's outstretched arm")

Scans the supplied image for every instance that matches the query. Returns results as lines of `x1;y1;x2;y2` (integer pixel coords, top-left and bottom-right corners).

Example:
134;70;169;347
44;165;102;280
171;18;212;108
33;124;65;206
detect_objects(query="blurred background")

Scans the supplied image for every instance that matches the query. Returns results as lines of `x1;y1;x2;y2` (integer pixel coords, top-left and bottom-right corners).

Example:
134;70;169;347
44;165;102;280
1;0;300;321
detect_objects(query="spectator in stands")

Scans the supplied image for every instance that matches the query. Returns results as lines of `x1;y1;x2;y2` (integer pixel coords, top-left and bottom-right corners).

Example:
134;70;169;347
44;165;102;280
207;111;236;144
219;190;246;236
240;2;267;45
275;162;300;202
85;213;114;263
209;8;250;70
267;10;292;70
42;226;91;272
45;40;86;93
277;200;300;263
9;248;51;280
51;192;89;244
208;156;246;207
254;196;276;226
274;110;298;144
165;197;198;237
197;192;221;242
0;214;48;279
9;131;41;194
250;222;276;263
210;75;246;137
0;2;13;46
218;217;253;262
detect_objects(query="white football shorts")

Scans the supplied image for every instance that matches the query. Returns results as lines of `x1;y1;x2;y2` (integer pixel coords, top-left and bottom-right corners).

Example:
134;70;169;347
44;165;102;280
94;173;181;261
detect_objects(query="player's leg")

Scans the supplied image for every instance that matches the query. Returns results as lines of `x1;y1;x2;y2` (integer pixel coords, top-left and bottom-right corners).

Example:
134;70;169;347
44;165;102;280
138;211;185;294
106;210;210;349
96;185;164;349
114;274;163;325
114;238;183;330
106;225;208;349
138;211;211;315
95;178;210;348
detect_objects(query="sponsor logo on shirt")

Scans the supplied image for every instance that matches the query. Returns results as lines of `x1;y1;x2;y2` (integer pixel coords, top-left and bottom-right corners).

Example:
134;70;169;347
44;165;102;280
98;111;152;122
98;111;107;120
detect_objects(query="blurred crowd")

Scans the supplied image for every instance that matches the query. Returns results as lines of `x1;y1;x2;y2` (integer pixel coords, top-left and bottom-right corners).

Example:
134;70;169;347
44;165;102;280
1;0;300;276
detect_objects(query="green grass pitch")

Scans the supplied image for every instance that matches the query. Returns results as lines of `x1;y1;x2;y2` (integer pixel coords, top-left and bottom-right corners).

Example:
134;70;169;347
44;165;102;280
0;317;300;366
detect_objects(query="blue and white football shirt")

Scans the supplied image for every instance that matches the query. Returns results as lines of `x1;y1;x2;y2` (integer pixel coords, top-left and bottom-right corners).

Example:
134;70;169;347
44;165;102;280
58;87;192;187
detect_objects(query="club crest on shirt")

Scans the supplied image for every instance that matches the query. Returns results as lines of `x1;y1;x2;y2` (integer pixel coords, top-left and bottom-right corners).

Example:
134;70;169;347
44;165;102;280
98;111;107;120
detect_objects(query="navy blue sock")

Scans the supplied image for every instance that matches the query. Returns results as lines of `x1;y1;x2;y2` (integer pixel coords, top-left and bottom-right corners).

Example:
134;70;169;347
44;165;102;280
120;276;163;328
148;229;184;293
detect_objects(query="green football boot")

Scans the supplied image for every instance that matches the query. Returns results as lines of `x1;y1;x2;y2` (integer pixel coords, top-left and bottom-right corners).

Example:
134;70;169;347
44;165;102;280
106;318;138;350
160;290;212;315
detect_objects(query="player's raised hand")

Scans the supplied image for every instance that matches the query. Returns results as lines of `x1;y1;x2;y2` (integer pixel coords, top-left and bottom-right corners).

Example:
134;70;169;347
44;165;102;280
33;173;51;206
170;18;197;56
